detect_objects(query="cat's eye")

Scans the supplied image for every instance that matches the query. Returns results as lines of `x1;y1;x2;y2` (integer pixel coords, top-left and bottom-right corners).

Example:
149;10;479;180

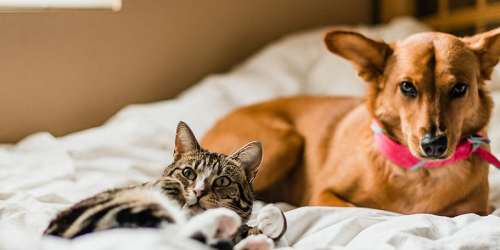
182;167;196;180
213;176;231;187
450;83;468;98
400;81;417;98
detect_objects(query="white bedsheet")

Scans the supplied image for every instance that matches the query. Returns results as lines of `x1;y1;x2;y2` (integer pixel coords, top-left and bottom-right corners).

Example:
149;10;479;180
2;17;500;250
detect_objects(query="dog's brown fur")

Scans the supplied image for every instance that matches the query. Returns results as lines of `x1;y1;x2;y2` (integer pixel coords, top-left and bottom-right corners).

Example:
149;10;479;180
203;28;500;216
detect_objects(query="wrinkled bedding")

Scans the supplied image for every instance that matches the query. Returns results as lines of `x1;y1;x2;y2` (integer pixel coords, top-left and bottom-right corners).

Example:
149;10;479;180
2;17;500;250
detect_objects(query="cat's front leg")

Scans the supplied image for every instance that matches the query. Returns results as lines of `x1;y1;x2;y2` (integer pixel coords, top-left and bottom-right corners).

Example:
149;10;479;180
234;234;274;250
235;204;287;250
249;204;287;240
180;208;241;249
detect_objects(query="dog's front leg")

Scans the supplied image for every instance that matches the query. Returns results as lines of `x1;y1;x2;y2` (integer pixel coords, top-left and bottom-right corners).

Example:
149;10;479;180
308;188;354;207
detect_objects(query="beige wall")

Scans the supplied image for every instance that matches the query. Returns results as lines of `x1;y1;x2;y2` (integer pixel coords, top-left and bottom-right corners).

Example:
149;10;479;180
0;0;372;142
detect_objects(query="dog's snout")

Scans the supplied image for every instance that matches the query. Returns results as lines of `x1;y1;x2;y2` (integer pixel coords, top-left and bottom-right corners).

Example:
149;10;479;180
420;134;448;158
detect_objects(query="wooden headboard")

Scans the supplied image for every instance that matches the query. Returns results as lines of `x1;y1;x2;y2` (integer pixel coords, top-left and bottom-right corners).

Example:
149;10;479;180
378;0;500;35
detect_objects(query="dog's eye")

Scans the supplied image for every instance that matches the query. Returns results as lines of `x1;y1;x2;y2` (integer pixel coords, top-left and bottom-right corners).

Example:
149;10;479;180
182;167;196;180
400;81;417;98
213;176;231;187
450;83;468;98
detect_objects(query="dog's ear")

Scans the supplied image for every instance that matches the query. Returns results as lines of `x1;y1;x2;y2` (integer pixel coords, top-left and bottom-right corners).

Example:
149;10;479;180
324;30;392;83
174;121;200;160
463;27;500;80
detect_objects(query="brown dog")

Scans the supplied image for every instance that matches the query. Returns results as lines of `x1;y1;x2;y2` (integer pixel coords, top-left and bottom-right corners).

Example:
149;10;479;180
202;28;500;216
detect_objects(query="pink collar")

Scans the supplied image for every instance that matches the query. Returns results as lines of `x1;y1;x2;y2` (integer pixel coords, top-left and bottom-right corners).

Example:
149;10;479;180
371;121;500;171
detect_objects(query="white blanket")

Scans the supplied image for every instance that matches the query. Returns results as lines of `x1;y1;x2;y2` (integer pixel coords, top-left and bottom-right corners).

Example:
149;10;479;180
2;17;500;250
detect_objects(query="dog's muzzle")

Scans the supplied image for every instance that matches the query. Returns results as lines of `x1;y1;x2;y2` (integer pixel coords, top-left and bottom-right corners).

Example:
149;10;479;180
420;133;448;158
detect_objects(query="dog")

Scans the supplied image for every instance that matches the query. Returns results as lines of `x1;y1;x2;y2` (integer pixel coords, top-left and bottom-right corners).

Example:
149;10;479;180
202;27;500;216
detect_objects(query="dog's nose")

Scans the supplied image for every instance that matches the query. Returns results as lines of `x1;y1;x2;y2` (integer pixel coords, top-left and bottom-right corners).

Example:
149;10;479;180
420;134;448;158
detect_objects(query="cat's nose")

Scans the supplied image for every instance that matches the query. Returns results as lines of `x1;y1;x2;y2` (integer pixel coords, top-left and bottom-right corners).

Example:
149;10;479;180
194;188;205;198
193;180;207;197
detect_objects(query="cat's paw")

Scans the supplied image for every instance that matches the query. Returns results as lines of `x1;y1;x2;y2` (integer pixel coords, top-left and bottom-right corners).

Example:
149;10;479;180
234;234;274;250
181;208;241;245
254;204;286;240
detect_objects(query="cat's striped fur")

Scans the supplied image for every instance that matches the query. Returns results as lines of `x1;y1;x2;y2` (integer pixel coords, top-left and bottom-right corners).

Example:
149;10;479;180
44;177;188;238
44;122;284;249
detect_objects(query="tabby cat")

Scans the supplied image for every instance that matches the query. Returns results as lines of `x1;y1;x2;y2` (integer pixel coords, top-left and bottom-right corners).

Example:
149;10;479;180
44;122;285;249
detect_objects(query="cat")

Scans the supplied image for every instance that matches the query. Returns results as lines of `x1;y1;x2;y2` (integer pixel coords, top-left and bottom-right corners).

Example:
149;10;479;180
44;121;286;250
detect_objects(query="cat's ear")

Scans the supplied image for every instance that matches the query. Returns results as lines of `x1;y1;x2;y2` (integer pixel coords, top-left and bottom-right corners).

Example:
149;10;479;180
230;141;263;182
174;121;200;160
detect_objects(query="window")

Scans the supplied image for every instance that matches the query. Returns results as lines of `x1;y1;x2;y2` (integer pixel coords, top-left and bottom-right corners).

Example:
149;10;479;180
0;0;121;11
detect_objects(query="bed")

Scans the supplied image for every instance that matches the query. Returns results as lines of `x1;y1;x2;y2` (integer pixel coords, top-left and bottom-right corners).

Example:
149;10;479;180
2;17;500;250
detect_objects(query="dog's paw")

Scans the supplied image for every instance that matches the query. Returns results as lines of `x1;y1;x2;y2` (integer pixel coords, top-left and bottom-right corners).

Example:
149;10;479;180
180;208;241;245
254;204;286;240
488;205;497;214
234;235;274;250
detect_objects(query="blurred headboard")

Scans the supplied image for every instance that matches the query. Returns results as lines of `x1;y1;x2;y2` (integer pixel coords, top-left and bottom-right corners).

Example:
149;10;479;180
378;0;500;35
0;0;373;143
